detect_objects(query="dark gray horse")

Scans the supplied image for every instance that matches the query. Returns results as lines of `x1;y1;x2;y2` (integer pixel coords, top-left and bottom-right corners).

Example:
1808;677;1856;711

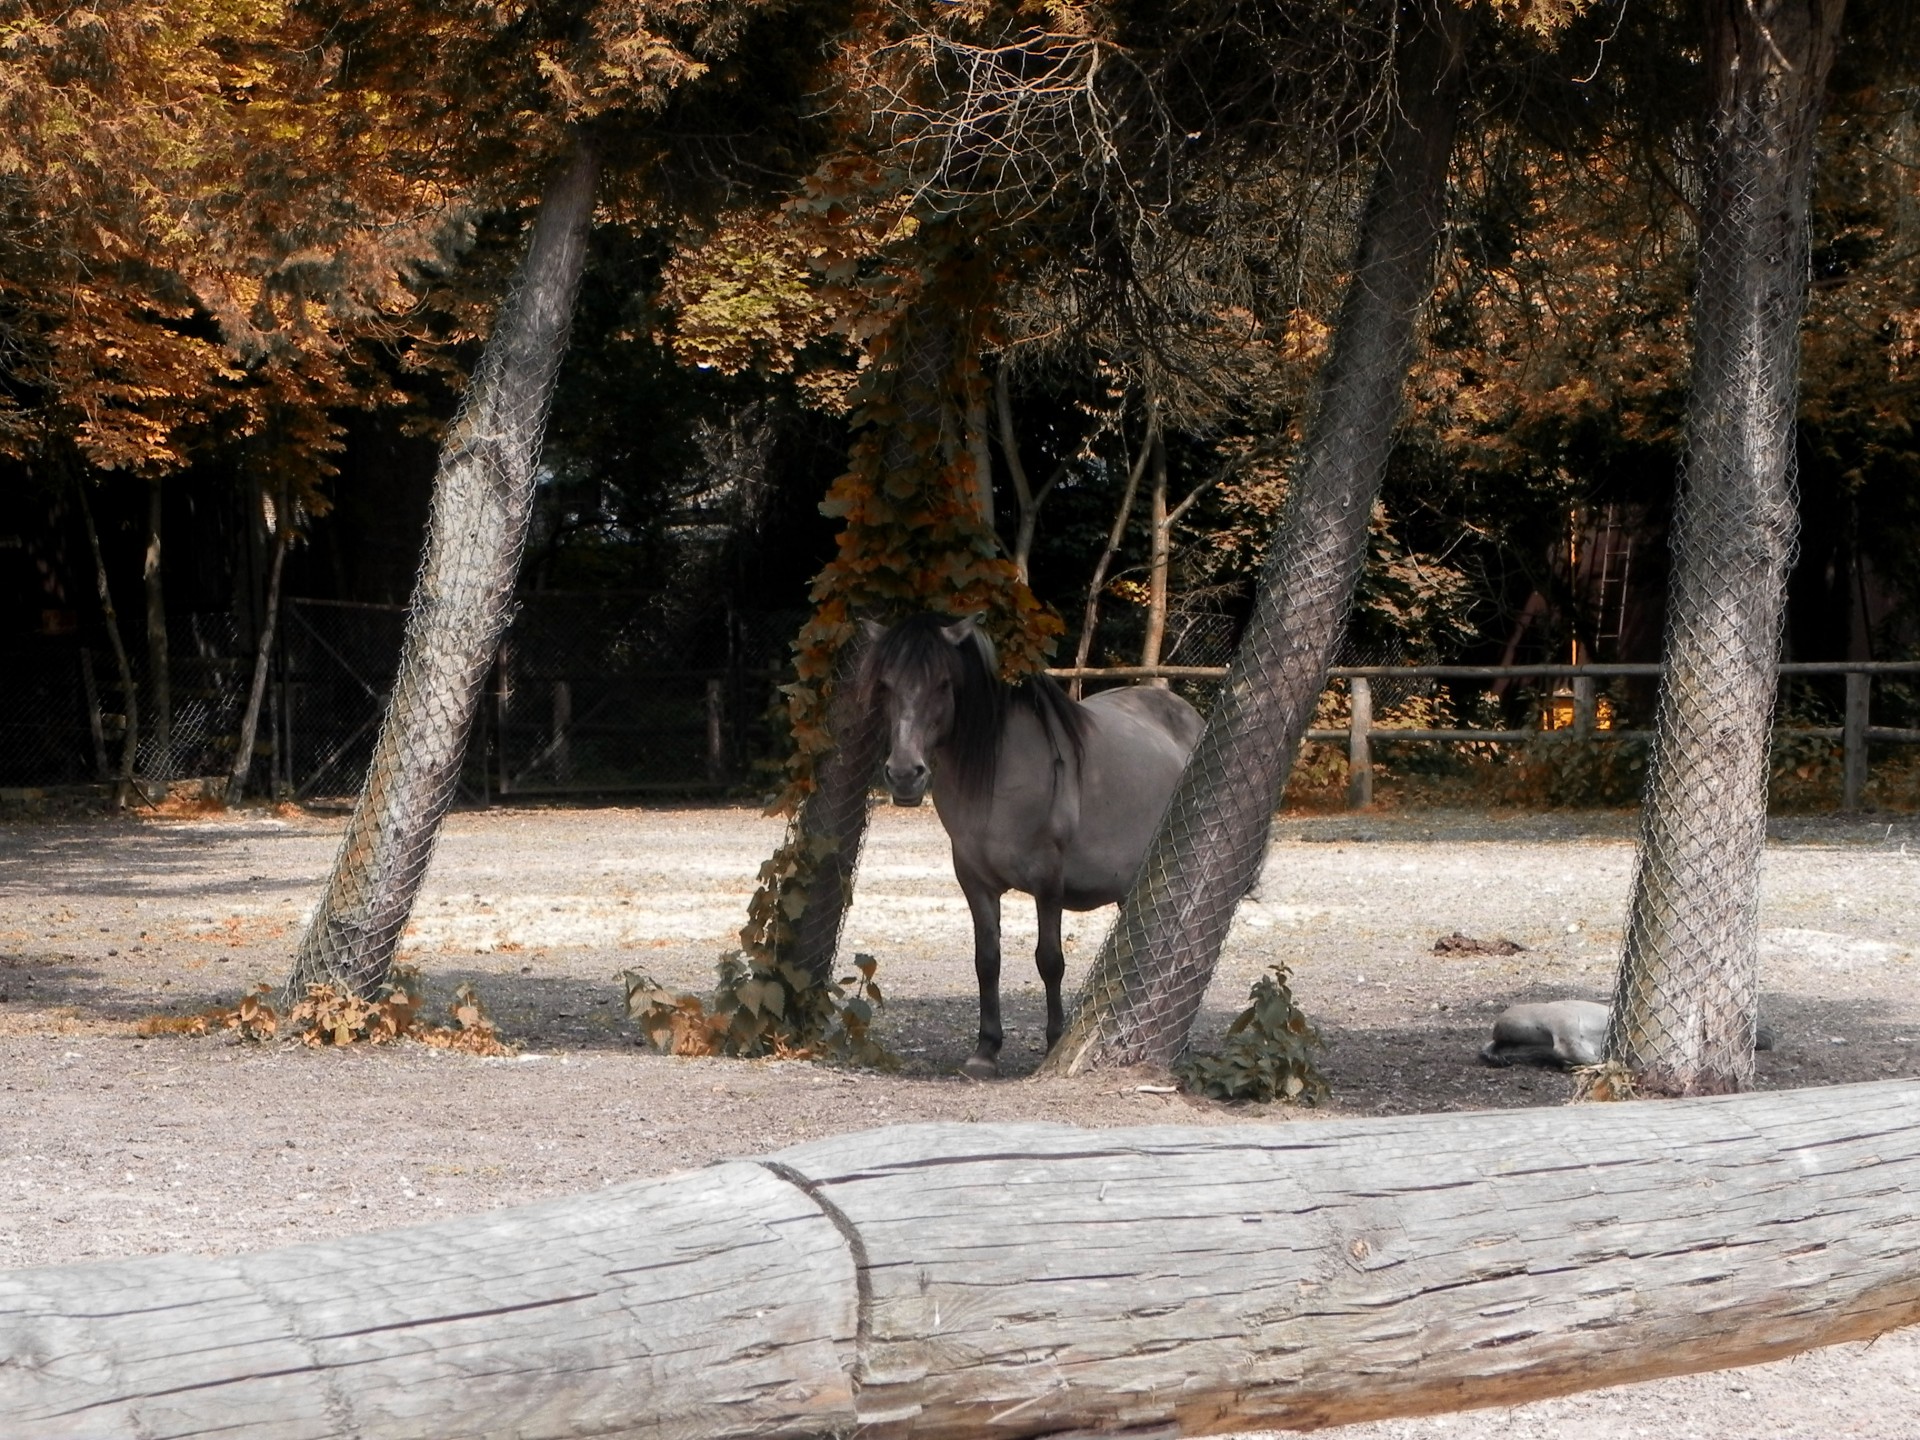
858;613;1202;1077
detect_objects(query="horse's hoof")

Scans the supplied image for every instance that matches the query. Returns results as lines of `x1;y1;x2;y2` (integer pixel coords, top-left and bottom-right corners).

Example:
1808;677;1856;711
961;1055;1000;1081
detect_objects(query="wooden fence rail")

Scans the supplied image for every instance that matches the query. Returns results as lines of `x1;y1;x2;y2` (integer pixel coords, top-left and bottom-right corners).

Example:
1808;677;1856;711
4;1082;1918;1438
1048;660;1920;811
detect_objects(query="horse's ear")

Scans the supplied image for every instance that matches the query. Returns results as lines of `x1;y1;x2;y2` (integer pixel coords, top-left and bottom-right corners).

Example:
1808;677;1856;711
940;614;983;647
858;617;886;646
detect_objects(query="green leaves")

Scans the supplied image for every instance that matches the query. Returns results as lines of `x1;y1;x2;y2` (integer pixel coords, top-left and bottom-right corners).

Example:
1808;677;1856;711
1176;964;1330;1105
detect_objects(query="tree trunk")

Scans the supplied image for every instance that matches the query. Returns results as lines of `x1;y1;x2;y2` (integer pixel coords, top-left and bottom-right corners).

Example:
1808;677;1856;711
965;385;994;531
1139;424;1170;684
1044;1;1476;1073
1608;0;1846;1096
995;365;1059;585
226;508;290;803
779;311;970;986
784;628;885;985
74;474;140;809
288;140;600;1001
6;1081;1918;1438
143;474;170;781
1067;398;1155;699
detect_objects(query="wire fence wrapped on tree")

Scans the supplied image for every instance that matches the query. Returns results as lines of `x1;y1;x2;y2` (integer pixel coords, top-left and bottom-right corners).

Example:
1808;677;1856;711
1602;0;1845;1098
1042;1;1477;1078
289;143;601;1004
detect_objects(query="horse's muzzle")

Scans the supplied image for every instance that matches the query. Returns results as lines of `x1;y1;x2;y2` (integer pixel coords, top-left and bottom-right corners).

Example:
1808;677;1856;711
884;763;930;806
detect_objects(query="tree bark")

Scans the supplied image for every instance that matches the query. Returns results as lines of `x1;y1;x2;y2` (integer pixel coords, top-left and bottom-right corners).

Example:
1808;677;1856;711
1067;398;1155;699
785;628;884;985
1609;0;1846;1095
227;505;290;804
143;474;170;781
779;310;972;986
1139;424;1171;683
1045;1;1476;1073
995;365;1059;585
288;140;600;1001
73;474;140;809
6;1081;1919;1438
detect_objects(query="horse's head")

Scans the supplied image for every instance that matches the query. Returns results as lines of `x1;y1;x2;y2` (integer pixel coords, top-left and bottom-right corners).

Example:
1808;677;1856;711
859;614;985;807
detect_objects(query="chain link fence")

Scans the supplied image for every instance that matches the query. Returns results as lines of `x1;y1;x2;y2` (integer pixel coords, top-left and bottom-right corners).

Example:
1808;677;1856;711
0;614;248;793
1041;2;1473;1075
0;602;801;800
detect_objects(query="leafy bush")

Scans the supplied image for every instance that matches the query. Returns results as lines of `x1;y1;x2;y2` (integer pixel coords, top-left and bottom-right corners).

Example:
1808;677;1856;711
1176;964;1329;1104
622;952;894;1068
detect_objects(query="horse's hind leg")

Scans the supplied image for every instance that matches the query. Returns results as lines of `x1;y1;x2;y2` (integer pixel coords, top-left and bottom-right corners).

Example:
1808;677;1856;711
960;878;1004;1079
1035;893;1066;1052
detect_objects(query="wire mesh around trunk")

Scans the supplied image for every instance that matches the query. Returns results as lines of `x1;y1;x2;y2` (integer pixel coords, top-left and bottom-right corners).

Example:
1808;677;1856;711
289;144;600;1002
1043;3;1475;1075
1606;2;1843;1096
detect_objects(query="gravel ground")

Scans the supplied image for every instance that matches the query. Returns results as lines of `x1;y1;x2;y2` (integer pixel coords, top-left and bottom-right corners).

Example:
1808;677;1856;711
2;800;1917;1436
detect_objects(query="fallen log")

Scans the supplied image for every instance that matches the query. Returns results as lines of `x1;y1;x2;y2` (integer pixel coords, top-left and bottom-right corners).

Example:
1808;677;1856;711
3;1080;1918;1438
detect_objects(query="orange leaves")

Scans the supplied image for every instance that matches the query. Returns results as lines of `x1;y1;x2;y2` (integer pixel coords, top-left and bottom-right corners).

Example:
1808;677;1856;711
289;969;513;1055
0;0;457;479
135;970;510;1054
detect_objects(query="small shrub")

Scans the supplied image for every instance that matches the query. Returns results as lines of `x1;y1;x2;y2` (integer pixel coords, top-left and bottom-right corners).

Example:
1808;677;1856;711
622;952;894;1068
410;980;512;1056
1177;964;1330;1105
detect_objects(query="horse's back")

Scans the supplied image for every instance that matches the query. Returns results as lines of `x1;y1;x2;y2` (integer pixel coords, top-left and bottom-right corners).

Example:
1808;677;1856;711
1053;685;1202;906
1082;684;1204;755
936;682;1200;909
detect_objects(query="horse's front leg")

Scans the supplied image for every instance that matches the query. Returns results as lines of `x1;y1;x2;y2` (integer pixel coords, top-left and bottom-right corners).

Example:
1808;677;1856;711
1034;891;1067;1052
959;876;1004;1079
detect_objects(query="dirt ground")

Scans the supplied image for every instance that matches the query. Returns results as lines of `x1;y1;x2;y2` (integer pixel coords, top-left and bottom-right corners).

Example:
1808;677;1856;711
2;800;1917;1437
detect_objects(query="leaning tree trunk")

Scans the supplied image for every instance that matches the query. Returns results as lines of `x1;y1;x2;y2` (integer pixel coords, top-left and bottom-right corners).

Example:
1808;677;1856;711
1044;1;1476;1074
780;311;967;986
288;140;600;1001
7;1082;1920;1438
783;631;886;984
1607;0;1845;1096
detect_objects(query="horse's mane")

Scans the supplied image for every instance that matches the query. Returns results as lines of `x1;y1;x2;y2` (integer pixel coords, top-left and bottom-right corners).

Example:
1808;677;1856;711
857;614;1089;806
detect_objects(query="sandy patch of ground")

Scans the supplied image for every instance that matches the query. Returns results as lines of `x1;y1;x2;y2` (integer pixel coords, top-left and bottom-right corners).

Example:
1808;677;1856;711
2;801;1917;1436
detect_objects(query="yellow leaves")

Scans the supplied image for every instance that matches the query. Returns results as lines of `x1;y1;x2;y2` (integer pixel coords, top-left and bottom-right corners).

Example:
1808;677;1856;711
661;215;828;375
1279;308;1332;366
1478;0;1600;36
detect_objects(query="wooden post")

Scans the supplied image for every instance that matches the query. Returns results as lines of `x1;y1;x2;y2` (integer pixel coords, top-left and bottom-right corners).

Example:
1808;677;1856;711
1347;674;1372;809
1573;674;1596;740
493;644;511;801
550;679;572;783
4;1083;1920;1438
1843;668;1869;811
78;650;109;782
706;676;726;782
